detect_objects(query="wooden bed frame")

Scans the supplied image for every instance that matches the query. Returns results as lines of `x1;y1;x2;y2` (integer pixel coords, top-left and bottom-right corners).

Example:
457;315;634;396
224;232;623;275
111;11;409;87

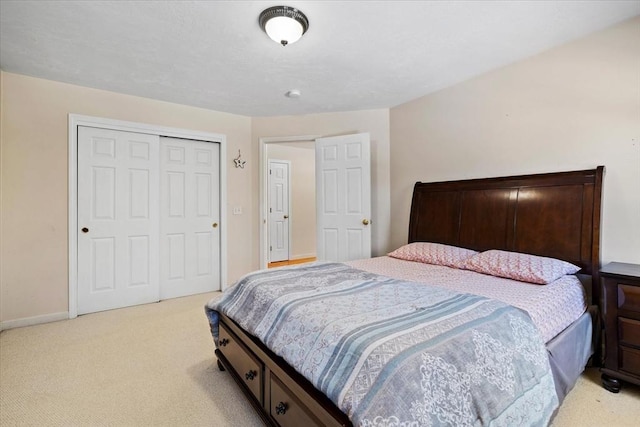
408;166;604;305
215;166;604;427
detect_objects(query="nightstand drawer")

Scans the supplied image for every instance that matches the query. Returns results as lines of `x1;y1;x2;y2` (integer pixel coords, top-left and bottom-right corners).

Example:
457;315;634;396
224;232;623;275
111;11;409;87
620;346;640;377
619;317;640;348
618;284;640;312
601;262;640;391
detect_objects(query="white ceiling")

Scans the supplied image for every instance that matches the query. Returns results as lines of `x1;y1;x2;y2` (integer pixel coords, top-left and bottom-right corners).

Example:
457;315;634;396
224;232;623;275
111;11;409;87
1;1;639;117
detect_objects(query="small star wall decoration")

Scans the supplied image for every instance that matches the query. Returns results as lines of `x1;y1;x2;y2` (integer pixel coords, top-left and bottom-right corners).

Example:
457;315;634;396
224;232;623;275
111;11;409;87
233;149;246;169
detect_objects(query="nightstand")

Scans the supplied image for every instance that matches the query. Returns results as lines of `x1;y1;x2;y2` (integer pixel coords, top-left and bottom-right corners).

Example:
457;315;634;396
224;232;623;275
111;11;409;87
600;262;640;393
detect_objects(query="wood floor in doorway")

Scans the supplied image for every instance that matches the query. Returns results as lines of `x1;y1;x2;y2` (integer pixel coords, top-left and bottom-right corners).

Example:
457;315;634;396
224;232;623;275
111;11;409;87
268;257;316;268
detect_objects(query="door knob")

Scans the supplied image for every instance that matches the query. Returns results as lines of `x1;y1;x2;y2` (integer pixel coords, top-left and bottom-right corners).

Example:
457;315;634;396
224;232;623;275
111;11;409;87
81;227;89;233
212;223;218;228
284;215;289;219
362;219;370;226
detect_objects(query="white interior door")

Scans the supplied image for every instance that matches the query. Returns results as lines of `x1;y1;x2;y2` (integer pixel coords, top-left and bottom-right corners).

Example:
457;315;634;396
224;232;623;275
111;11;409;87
77;126;160;314
268;160;290;262
159;137;221;299
315;133;371;262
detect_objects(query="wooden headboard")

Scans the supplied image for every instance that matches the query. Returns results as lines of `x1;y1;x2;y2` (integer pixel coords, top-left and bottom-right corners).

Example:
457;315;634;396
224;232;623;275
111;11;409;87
408;166;604;305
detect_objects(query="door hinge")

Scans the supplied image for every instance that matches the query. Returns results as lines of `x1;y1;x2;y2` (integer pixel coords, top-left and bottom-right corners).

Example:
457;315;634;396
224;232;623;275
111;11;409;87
270;207;272;213
270;246;272;251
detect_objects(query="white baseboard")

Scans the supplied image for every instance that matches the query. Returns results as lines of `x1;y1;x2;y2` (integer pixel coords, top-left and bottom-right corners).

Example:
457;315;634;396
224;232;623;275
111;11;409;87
291;253;316;260
0;311;69;332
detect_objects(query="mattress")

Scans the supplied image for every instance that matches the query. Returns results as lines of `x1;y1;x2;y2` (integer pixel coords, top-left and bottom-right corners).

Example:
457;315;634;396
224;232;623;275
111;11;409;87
346;256;587;343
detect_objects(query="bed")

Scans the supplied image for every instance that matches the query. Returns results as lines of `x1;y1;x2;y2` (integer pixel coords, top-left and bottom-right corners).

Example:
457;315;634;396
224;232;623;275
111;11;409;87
205;166;604;427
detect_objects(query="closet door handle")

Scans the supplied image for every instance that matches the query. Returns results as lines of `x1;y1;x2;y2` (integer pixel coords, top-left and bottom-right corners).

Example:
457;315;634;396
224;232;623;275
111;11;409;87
81;227;89;233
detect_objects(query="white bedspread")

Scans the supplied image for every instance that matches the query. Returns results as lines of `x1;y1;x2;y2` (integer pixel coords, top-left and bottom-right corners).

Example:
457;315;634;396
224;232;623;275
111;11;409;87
346;256;586;343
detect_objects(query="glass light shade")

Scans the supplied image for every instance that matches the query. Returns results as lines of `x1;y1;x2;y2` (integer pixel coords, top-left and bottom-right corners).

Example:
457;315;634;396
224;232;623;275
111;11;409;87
259;6;309;47
265;16;304;45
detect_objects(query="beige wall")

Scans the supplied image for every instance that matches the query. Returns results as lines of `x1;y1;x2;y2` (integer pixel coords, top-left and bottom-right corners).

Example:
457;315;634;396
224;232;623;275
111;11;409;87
268;143;316;259
390;17;640;264
2;16;637;326
0;72;253;324
0;77;392;326
252;109;392;259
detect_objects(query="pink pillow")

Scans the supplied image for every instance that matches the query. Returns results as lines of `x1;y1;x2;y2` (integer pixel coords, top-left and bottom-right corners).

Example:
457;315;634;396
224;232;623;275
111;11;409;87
387;242;478;268
463;250;580;284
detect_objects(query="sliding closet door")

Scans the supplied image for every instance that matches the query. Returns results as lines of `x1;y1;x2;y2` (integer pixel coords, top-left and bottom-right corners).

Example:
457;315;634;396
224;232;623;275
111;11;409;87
159;137;221;299
77;126;222;315
77;126;160;315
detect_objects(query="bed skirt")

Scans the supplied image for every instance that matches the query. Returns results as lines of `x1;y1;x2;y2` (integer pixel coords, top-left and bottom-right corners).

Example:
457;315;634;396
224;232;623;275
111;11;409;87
547;305;597;403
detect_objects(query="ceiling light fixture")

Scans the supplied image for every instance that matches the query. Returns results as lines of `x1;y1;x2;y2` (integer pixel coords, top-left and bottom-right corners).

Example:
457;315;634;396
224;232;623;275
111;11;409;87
259;6;309;46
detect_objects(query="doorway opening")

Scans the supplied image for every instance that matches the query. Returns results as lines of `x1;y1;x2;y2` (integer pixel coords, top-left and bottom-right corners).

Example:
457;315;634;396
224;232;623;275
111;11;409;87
260;136;319;270
260;132;372;269
261;138;318;269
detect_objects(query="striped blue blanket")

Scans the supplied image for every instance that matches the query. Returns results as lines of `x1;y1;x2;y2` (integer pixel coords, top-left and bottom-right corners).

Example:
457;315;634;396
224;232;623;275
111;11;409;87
205;262;558;426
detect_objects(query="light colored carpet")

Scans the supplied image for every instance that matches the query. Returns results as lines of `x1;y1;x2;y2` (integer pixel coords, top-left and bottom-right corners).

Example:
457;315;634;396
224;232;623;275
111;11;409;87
1;292;638;426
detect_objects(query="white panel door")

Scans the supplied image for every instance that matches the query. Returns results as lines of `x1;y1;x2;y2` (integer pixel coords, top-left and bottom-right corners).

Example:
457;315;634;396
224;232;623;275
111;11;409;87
315;133;371;262
268;160;290;262
77;126;160;314
160;137;221;299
